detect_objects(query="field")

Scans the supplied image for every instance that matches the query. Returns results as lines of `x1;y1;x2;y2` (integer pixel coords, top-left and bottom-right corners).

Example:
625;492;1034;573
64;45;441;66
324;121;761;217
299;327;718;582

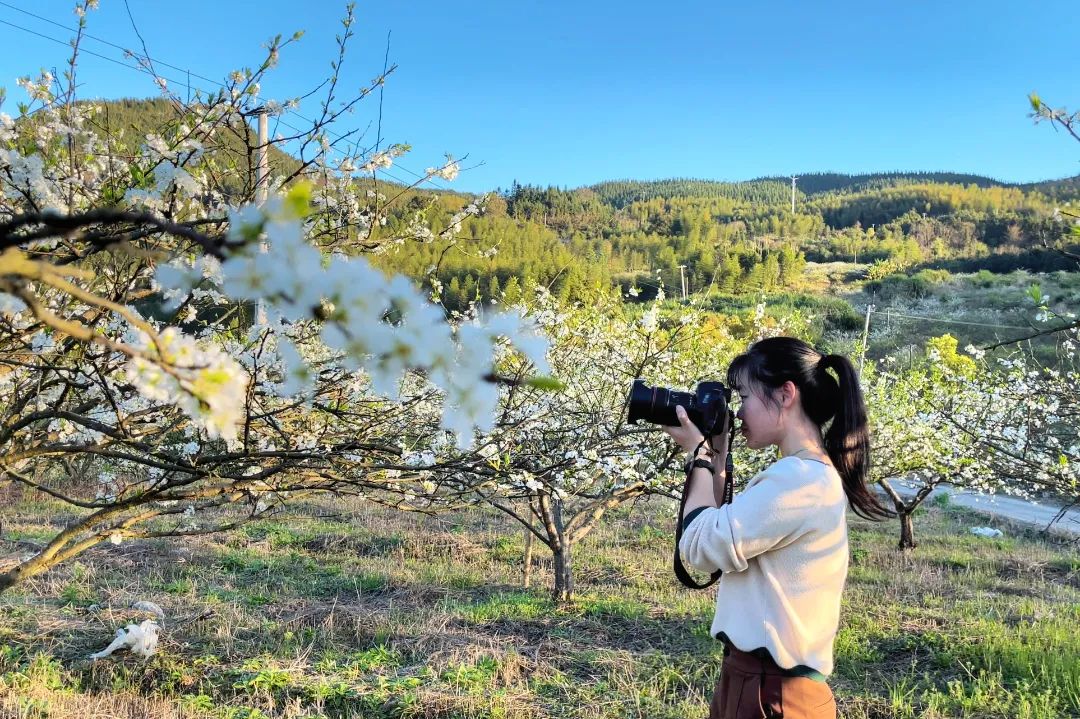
851;269;1080;363
2;493;1078;719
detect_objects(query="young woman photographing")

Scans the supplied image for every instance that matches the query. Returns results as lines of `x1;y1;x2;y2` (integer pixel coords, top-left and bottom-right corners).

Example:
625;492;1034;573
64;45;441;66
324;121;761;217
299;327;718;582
664;337;893;719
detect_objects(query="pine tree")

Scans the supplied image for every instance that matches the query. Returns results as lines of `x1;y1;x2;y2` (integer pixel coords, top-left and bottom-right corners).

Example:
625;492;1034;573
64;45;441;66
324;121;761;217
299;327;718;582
763;253;781;291
503;276;523;305
446;276;463;312
486;275;502;304
720;255;741;293
747;263;766;292
462;275;478;308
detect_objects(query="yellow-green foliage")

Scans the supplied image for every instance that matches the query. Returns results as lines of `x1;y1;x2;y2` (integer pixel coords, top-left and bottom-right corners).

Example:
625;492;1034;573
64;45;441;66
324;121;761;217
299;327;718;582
925;334;978;377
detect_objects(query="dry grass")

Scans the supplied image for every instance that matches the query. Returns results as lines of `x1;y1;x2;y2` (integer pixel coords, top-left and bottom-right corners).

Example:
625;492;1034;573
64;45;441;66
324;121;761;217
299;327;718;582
1;494;1078;718
0;686;208;719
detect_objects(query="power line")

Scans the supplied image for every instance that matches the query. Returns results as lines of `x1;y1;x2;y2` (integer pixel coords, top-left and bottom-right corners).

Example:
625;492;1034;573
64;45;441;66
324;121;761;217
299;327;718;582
0;17;148;76
0;1;221;87
875;308;1032;331
0;5;449;190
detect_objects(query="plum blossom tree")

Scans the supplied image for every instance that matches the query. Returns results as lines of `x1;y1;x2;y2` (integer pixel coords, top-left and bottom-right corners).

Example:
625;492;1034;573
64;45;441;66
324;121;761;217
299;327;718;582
865;97;1080;548
867;336;988;548
0;3;548;593
934;94;1080;530
372;289;807;601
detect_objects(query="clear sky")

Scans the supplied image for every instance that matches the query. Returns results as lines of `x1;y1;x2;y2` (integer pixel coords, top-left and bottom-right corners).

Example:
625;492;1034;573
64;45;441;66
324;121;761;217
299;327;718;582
0;0;1077;193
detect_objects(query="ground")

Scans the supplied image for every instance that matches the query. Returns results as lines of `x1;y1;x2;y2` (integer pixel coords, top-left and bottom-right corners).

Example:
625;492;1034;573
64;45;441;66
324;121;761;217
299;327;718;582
1;492;1078;718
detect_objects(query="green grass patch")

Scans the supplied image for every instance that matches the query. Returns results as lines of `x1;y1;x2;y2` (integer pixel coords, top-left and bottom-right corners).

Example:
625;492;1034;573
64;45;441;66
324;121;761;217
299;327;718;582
1;496;1077;718
456;591;555;623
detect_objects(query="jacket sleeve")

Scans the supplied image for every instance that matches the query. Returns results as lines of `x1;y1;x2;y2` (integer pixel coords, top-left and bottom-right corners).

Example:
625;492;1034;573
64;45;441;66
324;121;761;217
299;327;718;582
677;463;822;574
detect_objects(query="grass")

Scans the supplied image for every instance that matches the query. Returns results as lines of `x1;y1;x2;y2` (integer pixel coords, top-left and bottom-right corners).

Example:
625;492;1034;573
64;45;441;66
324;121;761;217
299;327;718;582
659;266;1080;368
846;268;1080;366
1;495;1078;718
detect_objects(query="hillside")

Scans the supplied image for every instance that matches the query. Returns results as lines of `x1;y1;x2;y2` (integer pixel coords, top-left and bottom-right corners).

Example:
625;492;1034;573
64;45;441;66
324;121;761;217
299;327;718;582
587;172;1080;208
49;98;1080;322
53;98;455;197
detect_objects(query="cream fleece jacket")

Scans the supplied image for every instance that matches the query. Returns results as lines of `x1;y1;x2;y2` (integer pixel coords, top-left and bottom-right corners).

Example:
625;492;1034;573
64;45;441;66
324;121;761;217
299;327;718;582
678;456;849;676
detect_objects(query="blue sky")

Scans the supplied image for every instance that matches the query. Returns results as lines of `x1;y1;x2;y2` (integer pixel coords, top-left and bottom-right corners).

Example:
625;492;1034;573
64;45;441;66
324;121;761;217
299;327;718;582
0;0;1077;193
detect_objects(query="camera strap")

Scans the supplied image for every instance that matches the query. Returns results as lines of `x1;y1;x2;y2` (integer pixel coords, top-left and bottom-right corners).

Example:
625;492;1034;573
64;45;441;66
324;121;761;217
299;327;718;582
673;415;735;590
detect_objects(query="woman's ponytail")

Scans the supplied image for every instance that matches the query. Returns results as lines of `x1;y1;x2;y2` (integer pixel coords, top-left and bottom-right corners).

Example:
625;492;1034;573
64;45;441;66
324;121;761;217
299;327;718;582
728;337;894;521
818;354;894;520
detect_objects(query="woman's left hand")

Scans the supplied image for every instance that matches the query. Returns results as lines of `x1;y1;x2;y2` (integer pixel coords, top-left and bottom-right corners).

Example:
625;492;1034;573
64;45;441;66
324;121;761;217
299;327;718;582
662;405;705;453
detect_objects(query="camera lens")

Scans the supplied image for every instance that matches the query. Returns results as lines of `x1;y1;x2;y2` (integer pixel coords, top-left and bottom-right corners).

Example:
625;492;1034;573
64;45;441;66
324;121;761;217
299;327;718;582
628;379;663;425
628;379;695;427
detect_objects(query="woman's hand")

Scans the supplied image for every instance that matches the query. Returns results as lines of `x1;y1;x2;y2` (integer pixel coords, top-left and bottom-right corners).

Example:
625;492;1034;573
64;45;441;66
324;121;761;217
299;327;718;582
711;409;733;458
662;405;706;453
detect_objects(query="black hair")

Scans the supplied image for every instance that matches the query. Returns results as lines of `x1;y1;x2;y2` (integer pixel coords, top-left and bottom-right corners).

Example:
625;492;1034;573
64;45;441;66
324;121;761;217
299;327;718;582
726;336;893;520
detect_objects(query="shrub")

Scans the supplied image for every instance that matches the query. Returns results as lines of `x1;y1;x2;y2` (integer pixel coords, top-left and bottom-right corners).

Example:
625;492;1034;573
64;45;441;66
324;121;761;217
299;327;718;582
969;269;1001;288
913;268;952;285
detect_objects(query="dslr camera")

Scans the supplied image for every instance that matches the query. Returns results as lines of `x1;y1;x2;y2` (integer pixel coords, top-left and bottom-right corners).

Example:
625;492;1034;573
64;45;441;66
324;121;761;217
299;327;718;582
627;379;732;436
629;378;735;590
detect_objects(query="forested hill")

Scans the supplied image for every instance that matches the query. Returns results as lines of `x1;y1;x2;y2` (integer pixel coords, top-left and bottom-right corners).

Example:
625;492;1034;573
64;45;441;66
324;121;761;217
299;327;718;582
1021;174;1080;200
74;98;1080;314
588;171;1080;208
424;170;1080;312
69;98;302;178
752;172;1007;195
589;178;791;208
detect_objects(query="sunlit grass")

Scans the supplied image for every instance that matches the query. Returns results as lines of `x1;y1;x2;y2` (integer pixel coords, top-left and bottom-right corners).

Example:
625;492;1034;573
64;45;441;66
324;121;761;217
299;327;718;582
1;495;1077;718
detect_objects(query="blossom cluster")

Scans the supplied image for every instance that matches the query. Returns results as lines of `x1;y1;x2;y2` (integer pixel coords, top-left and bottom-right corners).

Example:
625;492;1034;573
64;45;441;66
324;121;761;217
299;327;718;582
153;190;549;446
126;327;249;446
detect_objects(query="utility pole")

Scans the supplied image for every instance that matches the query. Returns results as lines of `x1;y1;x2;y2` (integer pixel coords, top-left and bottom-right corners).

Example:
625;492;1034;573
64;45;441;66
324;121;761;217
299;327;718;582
256;109;269;205
790;176;798;214
255;110;269;326
677;264;688;301
859;304;875;373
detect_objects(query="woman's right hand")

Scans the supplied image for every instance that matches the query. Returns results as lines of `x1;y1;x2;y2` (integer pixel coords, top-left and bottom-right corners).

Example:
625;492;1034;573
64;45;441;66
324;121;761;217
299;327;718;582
708;409;733;458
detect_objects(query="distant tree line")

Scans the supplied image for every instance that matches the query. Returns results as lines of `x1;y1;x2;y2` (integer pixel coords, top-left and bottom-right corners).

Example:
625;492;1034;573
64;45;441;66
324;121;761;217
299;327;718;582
83;100;1080;309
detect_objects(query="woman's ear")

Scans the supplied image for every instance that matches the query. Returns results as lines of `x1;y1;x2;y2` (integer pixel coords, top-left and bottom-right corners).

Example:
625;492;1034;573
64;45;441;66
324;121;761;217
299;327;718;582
779;380;799;409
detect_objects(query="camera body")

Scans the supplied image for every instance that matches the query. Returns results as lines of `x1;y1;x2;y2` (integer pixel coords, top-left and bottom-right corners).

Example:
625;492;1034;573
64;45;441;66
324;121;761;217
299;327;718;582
627;379;732;436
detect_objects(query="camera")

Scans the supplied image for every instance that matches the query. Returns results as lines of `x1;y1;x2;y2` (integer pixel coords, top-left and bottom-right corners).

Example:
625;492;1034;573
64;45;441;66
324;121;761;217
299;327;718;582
627;379;732;436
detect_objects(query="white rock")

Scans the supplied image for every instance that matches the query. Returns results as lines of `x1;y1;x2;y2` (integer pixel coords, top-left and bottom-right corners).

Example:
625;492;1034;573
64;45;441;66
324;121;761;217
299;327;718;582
969;526;1004;538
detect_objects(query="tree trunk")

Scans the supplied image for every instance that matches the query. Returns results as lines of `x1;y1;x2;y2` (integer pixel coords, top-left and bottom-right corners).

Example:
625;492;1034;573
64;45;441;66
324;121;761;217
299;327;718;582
549;494;573;603
898;511;917;550
523;527;534;589
0;556;39;595
552;539;573;603
877;478;926;551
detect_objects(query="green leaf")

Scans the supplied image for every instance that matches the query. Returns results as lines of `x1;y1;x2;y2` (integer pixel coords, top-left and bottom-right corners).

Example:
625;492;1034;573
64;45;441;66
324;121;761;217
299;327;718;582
283;181;313;219
1027;283;1043;305
525;376;565;392
1029;92;1043;112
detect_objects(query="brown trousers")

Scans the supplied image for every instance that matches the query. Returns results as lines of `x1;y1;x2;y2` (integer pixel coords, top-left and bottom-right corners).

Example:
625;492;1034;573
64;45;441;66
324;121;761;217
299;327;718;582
708;645;836;719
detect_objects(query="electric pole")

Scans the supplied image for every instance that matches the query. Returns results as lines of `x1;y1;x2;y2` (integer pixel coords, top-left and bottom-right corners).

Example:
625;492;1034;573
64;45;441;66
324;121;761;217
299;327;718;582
859;304;875;373
255;110;269;326
677;264;688;301
790;175;798;214
256;109;269;205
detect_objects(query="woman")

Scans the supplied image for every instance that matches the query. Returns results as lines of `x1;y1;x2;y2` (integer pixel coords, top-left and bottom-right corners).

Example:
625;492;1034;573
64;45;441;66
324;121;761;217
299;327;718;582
664;337;892;719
